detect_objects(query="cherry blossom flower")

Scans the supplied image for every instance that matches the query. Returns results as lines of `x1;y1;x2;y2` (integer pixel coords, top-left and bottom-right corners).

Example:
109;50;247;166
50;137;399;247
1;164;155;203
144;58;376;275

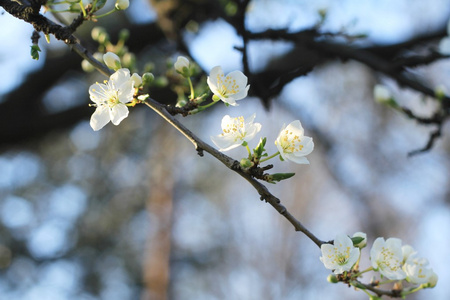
207;66;250;106
275;120;314;164
320;234;360;274
403;252;434;284
89;68;135;131
370;237;406;280
211;114;261;151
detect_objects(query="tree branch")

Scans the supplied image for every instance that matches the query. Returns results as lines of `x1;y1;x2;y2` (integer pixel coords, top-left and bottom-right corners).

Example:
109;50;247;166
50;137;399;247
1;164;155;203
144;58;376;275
144;98;324;248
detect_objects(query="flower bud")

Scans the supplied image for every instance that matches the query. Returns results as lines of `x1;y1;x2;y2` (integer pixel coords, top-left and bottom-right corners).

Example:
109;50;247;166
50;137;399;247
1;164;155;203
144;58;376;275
131;73;142;87
174;56;191;77
352;232;367;248
115;0;129;10
153;76;168;88
121;52;136;68
103;52;122;70
327;274;338;284
119;29;130;42
142;72;155;86
91;27;106;41
240;158;253;169
81;59;95;72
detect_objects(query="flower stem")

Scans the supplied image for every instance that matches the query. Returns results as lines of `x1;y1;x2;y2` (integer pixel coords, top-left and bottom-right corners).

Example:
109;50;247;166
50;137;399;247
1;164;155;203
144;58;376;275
95;8;118;18
78;0;87;17
245;144;252;157
197;100;218;112
187;77;195;100
353;267;373;278
260;151;280;163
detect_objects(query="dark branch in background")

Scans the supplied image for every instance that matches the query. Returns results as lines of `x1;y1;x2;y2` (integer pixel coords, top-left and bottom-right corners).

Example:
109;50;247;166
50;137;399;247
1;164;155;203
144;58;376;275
0;0;77;43
245;28;450;153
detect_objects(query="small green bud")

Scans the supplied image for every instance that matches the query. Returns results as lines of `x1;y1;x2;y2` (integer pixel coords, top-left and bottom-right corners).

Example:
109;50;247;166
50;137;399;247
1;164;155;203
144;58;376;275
212;94;221;102
91;27;106;41
327;274;338;284
121;52;136;68
81;59;95;72
142;72;155;86
153;76;168;88
119;29;130;42
240;158;253;169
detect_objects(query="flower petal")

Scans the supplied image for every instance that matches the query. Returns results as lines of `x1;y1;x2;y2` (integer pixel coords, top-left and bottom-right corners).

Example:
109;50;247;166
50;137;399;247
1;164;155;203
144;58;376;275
90;107;110;131
89;83;108;104
110;68;131;87
110;103;129;125
210;135;241;151
118;80;134;104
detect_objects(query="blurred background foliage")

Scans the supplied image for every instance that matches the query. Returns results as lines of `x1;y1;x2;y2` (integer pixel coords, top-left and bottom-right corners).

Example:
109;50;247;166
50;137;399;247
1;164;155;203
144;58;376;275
1;0;450;299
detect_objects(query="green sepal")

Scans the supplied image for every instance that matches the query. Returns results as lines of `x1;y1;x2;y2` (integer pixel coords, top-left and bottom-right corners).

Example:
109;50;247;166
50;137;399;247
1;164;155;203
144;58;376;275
351;236;364;246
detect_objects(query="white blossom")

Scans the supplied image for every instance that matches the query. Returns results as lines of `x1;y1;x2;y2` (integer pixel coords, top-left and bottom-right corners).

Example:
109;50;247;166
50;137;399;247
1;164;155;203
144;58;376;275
89;68;134;131
320;234;360;274
115;0;129;10
275;120;314;164
370;237;406;280
207;66;250;106
103;52;121;70
211;114;261;151
174;56;190;77
403;252;434;284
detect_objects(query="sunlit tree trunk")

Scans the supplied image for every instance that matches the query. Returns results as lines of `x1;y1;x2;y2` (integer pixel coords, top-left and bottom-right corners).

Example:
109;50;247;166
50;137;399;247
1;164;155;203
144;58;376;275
142;124;175;300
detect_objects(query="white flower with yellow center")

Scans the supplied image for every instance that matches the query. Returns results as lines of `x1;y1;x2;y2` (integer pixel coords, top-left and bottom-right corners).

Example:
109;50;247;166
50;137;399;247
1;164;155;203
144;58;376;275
275;120;314;164
320;234;360;274
211;114;261;151
89;68;135;131
207;66;250;106
403;252;434;284
370;237;406;280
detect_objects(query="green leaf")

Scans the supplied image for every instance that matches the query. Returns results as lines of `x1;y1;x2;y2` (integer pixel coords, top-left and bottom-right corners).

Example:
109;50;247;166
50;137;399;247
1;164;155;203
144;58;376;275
266;172;295;182
253;137;267;158
30;45;41;60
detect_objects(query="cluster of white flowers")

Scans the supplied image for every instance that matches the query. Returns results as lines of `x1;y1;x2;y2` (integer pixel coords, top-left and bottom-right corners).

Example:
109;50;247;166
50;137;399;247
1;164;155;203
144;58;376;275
211;115;314;164
201;59;313;164
320;233;437;288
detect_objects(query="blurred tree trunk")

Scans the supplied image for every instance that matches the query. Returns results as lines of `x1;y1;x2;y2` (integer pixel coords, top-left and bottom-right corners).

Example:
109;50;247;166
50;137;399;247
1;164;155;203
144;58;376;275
142;124;175;300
